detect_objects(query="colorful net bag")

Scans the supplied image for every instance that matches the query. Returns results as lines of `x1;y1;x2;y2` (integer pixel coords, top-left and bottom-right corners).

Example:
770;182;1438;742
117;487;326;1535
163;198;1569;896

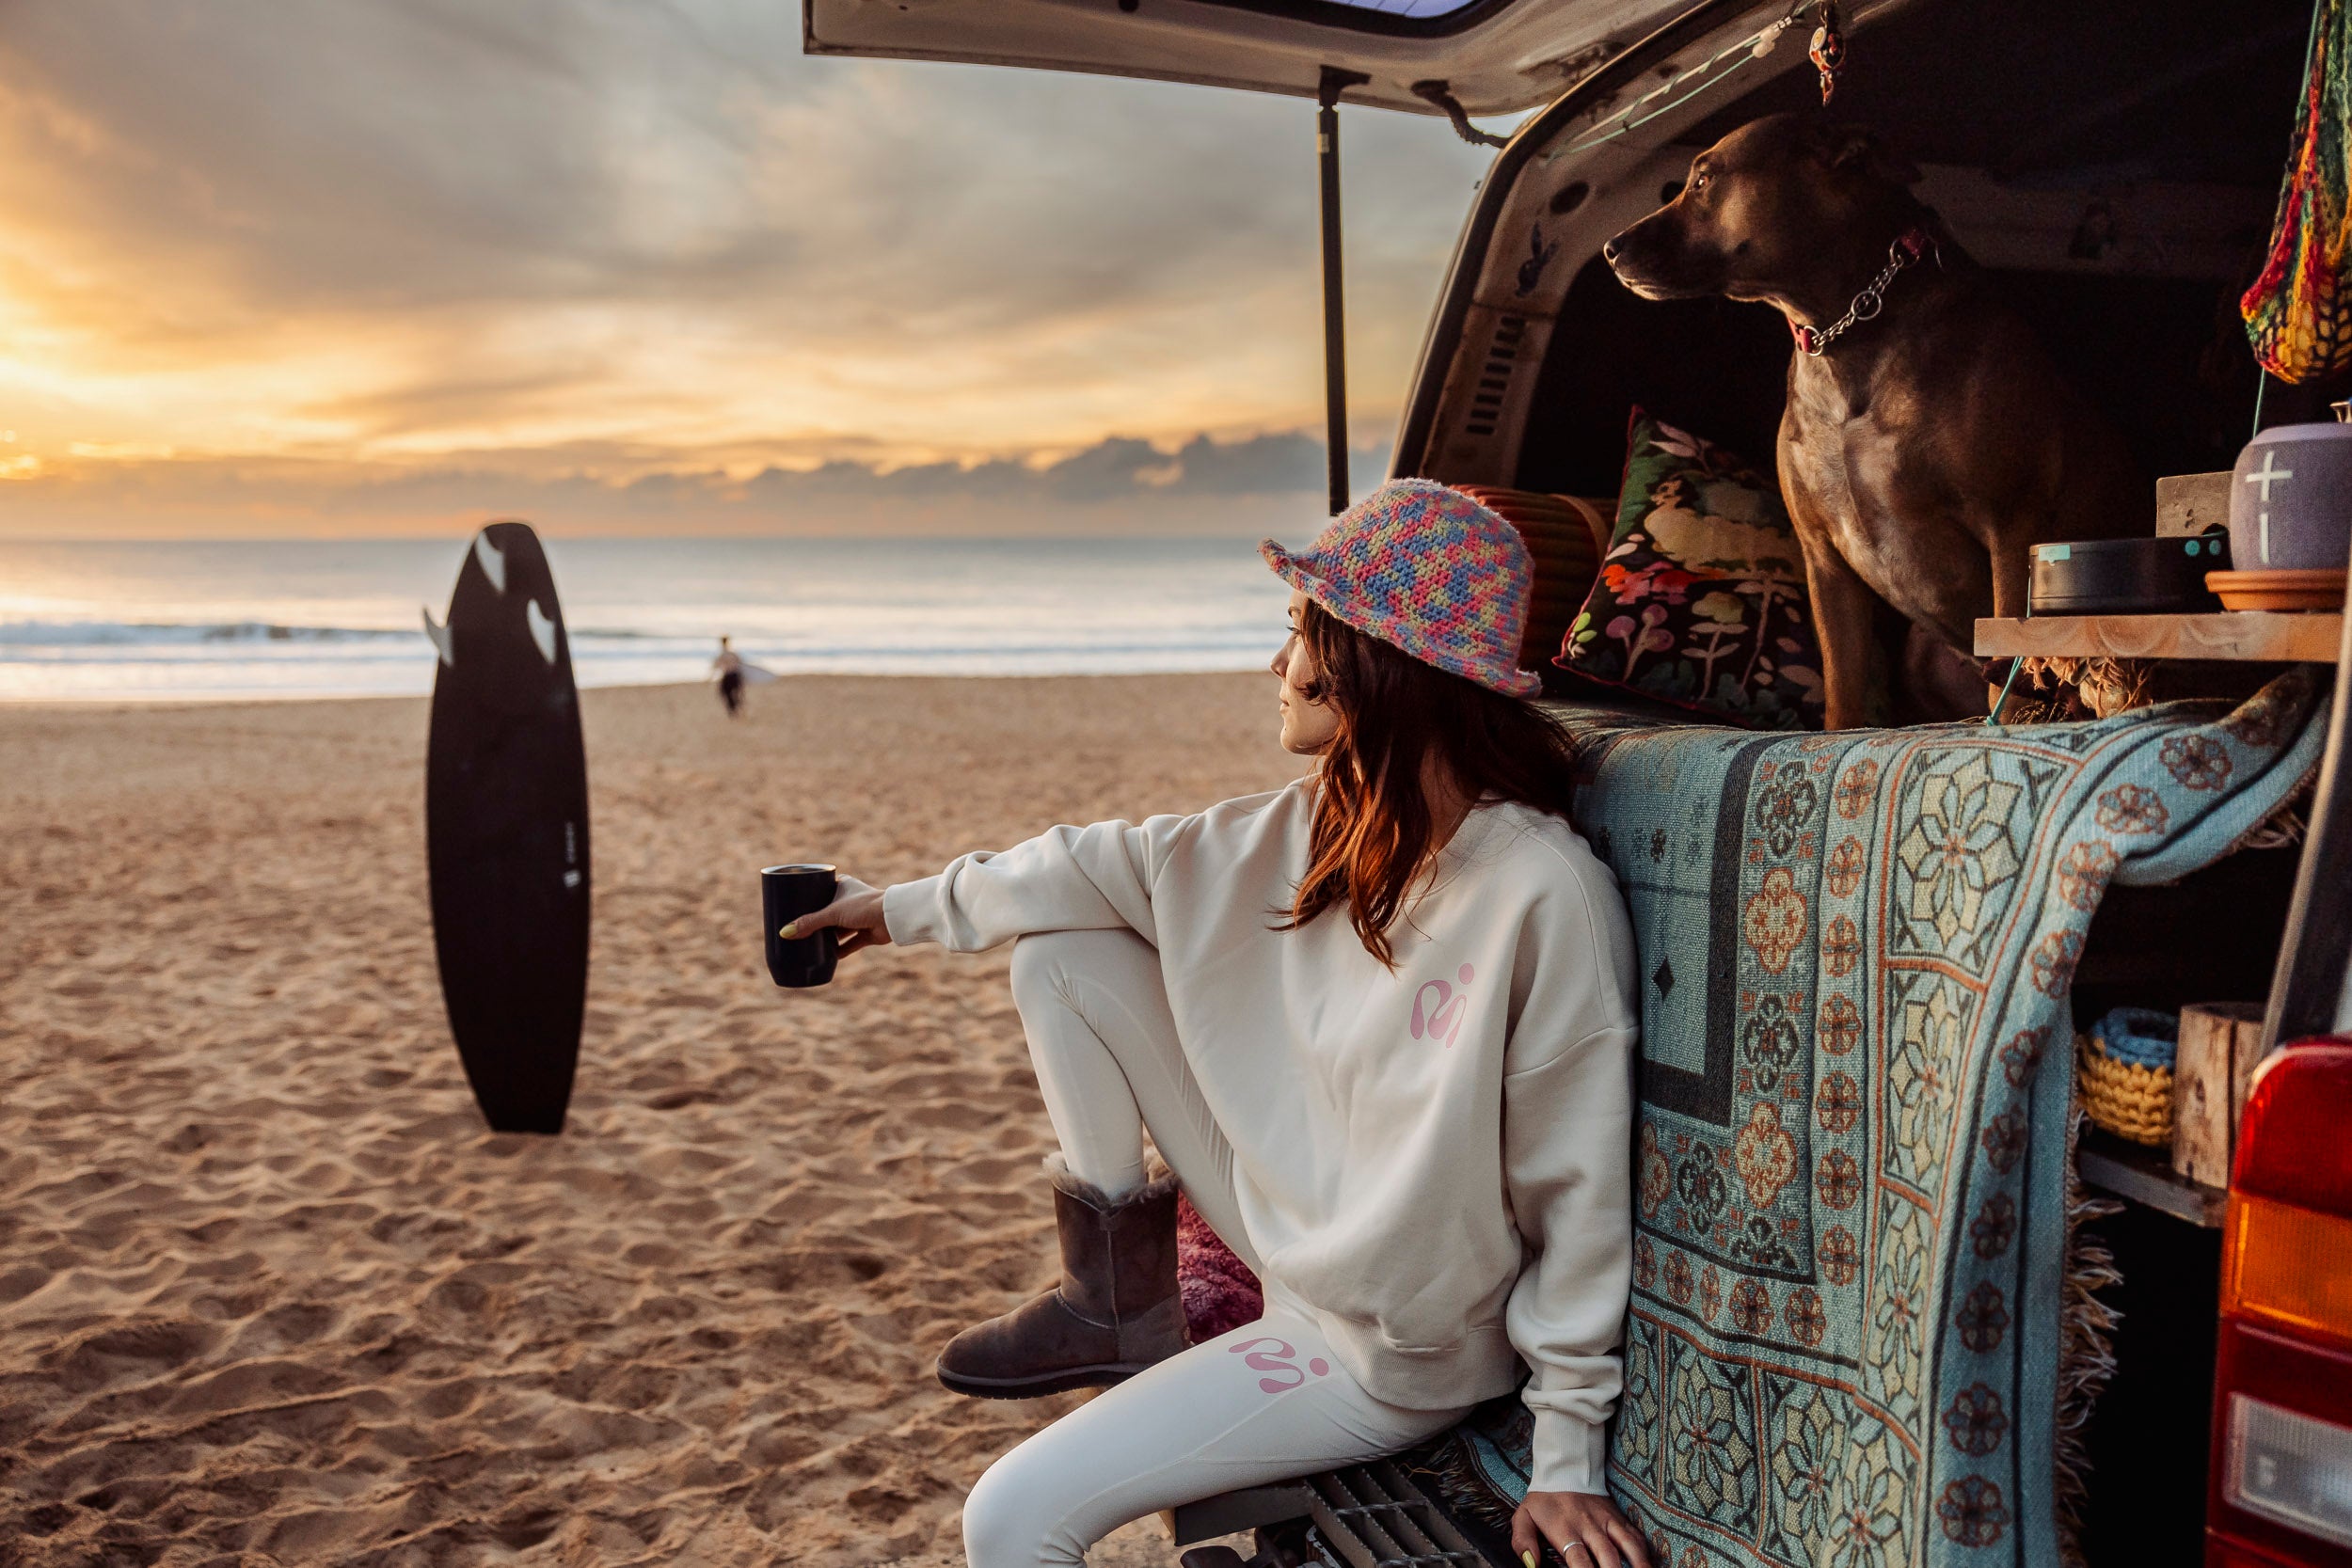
2245;0;2352;382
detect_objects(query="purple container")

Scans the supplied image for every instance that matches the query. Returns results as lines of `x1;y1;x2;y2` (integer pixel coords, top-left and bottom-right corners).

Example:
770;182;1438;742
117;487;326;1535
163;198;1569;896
2229;421;2352;572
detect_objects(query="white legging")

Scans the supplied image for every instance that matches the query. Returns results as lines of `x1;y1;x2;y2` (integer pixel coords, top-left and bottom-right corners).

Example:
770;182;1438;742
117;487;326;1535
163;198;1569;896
964;929;1470;1568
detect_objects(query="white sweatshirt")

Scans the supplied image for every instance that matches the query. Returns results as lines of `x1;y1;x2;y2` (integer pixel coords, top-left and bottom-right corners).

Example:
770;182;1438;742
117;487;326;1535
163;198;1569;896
883;780;1638;1494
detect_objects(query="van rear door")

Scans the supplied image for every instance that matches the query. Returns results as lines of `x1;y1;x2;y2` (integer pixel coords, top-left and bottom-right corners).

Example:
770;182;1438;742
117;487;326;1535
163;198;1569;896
803;0;1677;117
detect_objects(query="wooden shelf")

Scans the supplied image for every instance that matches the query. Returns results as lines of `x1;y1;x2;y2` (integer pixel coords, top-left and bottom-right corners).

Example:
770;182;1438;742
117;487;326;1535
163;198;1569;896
2077;1127;2230;1229
1976;611;2343;663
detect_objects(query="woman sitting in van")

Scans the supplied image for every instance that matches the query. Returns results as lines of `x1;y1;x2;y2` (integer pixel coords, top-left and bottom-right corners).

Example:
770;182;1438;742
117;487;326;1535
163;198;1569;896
789;481;1649;1568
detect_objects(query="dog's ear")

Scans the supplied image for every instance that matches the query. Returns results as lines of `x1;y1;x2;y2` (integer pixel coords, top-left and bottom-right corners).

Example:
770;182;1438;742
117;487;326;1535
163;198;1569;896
1818;125;1922;186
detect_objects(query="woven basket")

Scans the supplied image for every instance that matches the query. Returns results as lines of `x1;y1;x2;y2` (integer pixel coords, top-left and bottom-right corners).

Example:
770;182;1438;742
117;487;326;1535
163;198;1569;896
2075;1015;2177;1148
1447;486;1614;674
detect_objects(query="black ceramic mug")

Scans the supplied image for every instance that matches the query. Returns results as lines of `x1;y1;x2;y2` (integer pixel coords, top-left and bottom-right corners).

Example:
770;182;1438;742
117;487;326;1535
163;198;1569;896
762;863;839;989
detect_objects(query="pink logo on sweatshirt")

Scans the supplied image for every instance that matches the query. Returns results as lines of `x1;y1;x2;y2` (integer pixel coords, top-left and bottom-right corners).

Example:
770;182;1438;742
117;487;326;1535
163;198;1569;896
1409;963;1477;1048
1229;1337;1330;1394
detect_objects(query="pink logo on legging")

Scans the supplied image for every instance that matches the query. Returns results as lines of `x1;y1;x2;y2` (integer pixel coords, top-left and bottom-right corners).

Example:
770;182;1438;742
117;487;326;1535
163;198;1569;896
1229;1337;1330;1394
1408;963;1476;1048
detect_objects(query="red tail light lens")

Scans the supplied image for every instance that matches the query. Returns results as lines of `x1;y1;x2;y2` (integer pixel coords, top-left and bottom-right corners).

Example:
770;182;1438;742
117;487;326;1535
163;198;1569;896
2233;1042;2352;1218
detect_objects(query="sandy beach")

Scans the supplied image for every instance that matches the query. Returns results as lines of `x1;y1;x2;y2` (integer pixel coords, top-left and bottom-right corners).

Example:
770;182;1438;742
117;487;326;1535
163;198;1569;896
0;673;1298;1567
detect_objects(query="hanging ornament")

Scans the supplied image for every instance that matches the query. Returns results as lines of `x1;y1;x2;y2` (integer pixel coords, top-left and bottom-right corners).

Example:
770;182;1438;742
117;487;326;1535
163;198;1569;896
1809;1;1847;105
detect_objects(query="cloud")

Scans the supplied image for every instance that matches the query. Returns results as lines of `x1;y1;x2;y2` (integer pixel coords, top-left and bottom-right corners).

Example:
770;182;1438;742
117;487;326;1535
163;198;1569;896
0;430;1398;538
0;0;1504;502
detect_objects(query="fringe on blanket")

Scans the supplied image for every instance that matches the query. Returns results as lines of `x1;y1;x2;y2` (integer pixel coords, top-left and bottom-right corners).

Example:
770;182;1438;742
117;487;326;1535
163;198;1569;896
1403;1400;1526;1532
2235;770;2317;853
2055;1109;2124;1568
1406;1443;1507;1530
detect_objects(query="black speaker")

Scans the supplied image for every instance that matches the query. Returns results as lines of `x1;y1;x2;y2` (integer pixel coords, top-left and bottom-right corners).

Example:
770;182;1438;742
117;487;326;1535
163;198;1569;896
2028;532;2231;616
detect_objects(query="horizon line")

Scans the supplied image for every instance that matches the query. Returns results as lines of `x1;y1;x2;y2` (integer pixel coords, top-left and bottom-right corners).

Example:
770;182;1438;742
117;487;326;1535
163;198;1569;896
0;529;1303;546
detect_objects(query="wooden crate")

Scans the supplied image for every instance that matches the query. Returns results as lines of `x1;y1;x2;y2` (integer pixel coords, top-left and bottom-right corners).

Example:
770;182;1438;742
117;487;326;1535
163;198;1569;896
2156;470;2233;538
2171;1001;2265;1190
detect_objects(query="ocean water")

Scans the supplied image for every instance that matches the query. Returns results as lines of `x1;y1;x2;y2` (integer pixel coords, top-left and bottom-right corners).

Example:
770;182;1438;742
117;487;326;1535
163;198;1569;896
0;537;1296;703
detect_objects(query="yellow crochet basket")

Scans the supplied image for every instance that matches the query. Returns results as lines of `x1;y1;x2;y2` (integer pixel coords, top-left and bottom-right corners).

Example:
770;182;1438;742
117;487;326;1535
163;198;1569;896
2076;1031;2174;1147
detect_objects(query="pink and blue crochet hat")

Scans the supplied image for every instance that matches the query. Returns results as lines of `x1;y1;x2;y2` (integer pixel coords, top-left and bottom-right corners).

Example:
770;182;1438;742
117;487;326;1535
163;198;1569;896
1261;479;1539;697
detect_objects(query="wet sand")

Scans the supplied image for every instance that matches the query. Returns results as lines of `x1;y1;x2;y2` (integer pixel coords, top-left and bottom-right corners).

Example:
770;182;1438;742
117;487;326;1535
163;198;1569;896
0;674;1295;1567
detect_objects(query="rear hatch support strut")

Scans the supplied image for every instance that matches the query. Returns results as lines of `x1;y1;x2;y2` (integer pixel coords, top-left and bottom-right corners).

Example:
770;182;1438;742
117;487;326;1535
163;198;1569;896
1320;67;1369;516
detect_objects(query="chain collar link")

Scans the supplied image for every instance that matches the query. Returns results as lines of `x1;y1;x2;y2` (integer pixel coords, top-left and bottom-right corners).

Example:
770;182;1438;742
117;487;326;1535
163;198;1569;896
1791;228;1938;356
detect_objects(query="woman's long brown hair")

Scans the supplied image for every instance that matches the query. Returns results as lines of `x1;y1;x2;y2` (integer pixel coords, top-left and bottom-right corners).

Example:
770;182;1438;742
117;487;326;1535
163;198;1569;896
1278;599;1580;967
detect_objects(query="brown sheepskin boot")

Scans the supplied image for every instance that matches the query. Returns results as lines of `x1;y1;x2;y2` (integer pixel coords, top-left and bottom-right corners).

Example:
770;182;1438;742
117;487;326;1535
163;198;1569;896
935;1157;1187;1399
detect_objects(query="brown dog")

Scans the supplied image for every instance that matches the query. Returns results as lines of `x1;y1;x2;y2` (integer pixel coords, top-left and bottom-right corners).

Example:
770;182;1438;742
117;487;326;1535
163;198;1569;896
1602;115;2148;726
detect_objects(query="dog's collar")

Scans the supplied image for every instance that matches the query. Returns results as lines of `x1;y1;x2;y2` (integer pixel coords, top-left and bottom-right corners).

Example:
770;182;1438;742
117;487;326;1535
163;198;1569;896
1790;227;1939;356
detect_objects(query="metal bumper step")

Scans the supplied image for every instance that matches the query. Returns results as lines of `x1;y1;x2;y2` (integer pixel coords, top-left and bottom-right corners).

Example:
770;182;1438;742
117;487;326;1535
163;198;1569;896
1171;1458;1510;1568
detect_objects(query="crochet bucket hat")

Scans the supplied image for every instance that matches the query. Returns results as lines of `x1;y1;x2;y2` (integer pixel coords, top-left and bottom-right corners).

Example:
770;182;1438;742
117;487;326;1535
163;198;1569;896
1260;478;1540;697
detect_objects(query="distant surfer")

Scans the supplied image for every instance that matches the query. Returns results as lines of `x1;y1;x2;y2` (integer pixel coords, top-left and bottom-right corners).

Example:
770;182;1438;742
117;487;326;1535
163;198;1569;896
711;637;745;718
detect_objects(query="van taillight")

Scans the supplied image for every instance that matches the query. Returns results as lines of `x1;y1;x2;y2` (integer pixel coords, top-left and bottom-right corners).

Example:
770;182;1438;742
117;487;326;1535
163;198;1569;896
2211;1040;2352;1568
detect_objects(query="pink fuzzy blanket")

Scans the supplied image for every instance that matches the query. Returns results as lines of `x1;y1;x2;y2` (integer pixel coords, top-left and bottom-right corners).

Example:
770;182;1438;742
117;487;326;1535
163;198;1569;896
1175;1192;1262;1342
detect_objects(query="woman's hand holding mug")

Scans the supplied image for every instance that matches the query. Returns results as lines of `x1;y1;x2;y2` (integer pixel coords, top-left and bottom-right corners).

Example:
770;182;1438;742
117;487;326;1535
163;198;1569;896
782;875;894;958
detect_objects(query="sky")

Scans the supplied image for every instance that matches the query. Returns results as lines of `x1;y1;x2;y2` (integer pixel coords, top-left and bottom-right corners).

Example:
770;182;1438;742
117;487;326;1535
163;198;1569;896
0;0;1506;537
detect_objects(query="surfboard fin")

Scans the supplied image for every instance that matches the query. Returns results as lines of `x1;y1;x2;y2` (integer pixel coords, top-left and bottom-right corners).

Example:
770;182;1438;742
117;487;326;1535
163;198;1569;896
421;607;456;667
526;599;558;665
473;531;508;594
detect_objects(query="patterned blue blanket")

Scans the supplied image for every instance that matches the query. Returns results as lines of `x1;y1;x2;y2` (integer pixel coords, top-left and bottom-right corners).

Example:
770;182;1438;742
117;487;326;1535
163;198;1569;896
1417;673;2325;1568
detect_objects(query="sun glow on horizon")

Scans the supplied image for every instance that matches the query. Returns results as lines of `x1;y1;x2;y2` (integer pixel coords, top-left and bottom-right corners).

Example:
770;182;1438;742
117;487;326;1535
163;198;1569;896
0;1;1495;537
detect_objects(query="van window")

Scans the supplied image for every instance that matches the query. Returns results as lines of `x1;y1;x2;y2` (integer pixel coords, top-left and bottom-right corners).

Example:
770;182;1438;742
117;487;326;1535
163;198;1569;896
1198;0;1517;36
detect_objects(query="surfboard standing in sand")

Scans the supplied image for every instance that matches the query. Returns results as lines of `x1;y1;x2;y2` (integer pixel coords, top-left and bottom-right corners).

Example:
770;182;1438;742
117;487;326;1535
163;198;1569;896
421;521;591;1134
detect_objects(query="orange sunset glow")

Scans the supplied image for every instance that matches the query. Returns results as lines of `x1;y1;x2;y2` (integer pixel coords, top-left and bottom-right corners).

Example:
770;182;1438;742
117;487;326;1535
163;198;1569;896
0;2;1501;537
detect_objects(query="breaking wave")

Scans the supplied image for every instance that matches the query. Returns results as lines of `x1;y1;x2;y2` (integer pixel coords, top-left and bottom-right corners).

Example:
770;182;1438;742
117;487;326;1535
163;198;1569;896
0;620;421;648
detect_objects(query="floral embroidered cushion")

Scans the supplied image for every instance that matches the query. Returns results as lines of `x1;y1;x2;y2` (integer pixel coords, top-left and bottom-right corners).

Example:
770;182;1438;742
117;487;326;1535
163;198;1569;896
1556;411;1826;729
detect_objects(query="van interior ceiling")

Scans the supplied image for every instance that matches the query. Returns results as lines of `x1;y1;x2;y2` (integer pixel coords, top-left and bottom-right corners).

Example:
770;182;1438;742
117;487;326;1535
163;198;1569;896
1463;0;2336;502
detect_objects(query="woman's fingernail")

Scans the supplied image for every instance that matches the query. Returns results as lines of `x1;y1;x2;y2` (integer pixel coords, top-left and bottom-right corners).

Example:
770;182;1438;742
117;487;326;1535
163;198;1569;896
1521;1553;1537;1568
779;923;798;938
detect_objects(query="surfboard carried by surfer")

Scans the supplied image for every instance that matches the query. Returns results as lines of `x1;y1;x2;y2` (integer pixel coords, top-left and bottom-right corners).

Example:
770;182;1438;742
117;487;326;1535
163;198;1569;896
709;636;777;717
712;636;746;717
